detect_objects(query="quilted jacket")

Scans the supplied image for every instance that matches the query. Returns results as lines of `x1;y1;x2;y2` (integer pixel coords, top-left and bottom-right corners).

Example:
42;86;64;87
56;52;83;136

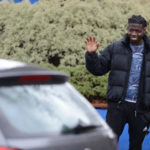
85;34;150;113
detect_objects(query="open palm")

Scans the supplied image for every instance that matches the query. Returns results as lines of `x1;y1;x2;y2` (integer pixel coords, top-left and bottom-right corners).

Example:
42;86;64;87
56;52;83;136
85;35;99;53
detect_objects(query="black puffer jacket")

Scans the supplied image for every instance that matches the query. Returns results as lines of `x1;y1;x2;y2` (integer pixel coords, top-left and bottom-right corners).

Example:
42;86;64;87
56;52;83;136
85;34;150;113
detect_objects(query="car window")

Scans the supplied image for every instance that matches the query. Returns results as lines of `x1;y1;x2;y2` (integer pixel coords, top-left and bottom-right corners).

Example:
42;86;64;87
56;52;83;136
0;82;104;134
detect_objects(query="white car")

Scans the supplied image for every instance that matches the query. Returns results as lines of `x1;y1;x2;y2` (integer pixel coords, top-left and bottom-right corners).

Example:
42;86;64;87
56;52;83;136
0;59;117;150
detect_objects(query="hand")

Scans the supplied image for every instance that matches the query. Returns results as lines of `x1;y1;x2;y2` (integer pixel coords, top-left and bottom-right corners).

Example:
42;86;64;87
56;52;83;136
85;35;99;53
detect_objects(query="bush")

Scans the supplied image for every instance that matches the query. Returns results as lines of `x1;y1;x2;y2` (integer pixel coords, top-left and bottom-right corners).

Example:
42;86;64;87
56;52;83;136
40;63;108;99
0;0;150;100
0;0;150;66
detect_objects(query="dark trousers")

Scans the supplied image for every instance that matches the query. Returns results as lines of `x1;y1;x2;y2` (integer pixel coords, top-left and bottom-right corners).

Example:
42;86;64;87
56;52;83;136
106;101;149;150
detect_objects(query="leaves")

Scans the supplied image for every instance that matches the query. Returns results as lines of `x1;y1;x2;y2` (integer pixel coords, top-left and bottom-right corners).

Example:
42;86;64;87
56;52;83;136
0;0;150;99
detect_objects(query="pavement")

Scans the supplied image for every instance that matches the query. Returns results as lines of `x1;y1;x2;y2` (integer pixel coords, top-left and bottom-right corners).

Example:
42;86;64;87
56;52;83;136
96;109;150;150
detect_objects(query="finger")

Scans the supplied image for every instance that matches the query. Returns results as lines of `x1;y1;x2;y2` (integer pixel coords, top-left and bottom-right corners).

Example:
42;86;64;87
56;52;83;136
89;35;92;41
86;36;90;42
93;35;96;42
97;42;100;48
85;38;89;43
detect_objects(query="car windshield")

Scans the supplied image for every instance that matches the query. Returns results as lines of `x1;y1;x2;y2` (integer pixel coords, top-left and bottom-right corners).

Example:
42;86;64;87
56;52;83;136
0;82;104;134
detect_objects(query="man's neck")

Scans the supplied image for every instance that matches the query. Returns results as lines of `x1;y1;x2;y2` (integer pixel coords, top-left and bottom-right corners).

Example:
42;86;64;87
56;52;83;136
130;39;144;46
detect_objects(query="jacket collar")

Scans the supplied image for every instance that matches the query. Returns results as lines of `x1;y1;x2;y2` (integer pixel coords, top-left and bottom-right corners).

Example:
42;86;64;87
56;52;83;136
121;33;150;51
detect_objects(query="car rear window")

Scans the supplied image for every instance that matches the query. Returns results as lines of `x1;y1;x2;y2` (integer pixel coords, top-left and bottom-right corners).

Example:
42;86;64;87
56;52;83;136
0;82;103;134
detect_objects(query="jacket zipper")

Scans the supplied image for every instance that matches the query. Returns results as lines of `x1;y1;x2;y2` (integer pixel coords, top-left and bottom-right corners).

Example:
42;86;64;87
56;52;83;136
122;48;132;101
136;47;145;112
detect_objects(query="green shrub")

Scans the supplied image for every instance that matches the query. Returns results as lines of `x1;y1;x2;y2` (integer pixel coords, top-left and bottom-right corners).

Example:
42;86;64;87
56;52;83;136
0;0;150;66
40;63;108;100
0;0;150;100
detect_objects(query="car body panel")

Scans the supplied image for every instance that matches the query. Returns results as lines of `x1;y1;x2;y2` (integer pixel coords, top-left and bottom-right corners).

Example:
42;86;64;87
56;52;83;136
6;128;116;150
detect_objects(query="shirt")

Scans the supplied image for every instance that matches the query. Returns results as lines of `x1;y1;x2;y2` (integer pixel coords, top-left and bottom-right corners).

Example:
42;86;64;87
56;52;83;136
125;43;144;103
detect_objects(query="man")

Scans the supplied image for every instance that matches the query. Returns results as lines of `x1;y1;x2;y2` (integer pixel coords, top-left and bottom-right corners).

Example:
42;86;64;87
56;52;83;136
85;15;150;150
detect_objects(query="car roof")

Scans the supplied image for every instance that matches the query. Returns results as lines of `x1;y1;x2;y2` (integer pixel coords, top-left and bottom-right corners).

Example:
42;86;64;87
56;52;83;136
0;59;69;86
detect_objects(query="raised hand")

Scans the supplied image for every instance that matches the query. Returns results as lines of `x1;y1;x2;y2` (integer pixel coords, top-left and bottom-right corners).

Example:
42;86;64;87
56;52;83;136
85;35;99;53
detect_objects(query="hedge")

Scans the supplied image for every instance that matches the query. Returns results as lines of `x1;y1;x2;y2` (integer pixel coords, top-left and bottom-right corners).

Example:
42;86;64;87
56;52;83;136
0;0;150;100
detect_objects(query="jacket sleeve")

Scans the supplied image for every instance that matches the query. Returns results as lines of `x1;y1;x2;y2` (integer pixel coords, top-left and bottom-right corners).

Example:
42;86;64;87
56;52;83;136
85;43;113;76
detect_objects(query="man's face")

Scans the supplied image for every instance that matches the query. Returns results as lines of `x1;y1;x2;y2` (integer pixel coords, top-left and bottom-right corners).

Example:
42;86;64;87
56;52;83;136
128;23;146;45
